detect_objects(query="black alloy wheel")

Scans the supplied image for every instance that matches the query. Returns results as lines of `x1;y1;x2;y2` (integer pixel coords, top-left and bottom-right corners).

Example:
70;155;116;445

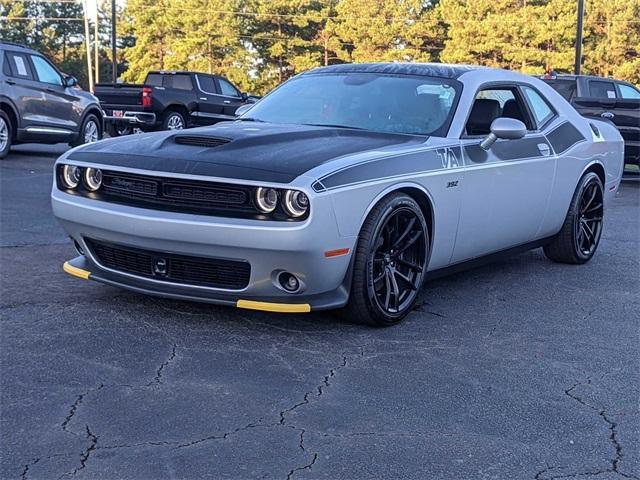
574;177;604;257
344;193;429;326
544;172;604;264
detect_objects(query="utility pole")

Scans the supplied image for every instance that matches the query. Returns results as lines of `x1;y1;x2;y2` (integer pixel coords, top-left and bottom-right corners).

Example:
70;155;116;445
94;9;99;84
83;0;94;91
574;0;585;74
111;0;117;83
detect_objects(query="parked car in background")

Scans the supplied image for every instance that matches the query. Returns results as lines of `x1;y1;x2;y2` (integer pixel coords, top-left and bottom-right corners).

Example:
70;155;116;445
541;74;640;165
0;41;103;159
95;71;257;136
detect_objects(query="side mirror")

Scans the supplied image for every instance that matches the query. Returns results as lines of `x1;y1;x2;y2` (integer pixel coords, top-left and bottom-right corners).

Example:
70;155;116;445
235;104;253;117
241;92;248;101
64;75;78;88
480;117;526;150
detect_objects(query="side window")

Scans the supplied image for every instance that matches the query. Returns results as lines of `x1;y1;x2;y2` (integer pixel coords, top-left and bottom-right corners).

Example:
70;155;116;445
170;74;193;91
6;52;34;80
522;87;554;128
218;78;240;97
466;87;533;136
618;84;640;99
30;55;62;85
589;80;617;99
196;75;218;95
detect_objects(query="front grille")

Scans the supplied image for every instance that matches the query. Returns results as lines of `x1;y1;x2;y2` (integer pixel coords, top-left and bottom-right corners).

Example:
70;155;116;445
98;170;257;217
86;238;251;290
174;135;230;148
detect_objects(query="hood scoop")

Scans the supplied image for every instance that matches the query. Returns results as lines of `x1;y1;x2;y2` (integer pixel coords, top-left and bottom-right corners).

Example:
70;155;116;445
174;135;230;148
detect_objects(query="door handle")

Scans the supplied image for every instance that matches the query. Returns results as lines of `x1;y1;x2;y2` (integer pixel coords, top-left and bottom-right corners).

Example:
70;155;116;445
199;97;207;100
601;111;615;119
46;87;55;93
223;100;231;104
6;79;16;85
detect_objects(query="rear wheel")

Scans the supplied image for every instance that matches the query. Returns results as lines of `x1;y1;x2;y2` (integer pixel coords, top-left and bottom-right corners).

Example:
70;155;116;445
0;111;11;159
162;110;186;130
544;172;604;264
343;193;429;327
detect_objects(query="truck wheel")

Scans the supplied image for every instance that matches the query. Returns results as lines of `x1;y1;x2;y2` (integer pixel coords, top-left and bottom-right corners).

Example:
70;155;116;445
162;111;185;130
342;193;429;327
0;110;11;159
71;114;102;147
106;123;133;137
543;172;604;264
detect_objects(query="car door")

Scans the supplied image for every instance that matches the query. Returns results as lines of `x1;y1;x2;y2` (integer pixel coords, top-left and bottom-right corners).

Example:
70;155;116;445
3;50;42;131
27;53;80;132
216;77;245;117
451;84;557;262
192;74;227;125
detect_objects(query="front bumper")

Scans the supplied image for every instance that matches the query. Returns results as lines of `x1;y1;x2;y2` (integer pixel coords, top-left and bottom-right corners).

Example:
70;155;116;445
53;189;357;312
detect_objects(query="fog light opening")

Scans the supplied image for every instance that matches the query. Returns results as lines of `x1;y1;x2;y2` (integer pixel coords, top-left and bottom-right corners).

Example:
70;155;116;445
278;271;302;293
73;239;85;256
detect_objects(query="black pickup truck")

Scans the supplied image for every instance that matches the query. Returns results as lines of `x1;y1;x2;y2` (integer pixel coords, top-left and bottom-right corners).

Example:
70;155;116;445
94;71;256;135
541;74;640;165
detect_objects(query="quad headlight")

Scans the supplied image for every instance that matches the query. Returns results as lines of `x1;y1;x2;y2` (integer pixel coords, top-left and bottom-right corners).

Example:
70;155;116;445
255;187;279;213
61;164;82;189
283;190;309;218
84;167;103;191
254;187;309;218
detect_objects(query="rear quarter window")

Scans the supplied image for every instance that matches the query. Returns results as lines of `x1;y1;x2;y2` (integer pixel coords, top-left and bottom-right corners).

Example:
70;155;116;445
544;80;576;100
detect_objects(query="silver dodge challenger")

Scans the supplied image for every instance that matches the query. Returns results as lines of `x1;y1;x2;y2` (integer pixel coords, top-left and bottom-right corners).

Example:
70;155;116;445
52;63;624;326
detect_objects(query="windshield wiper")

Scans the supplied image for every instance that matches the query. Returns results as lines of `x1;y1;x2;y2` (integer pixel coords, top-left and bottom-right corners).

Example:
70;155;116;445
302;123;367;130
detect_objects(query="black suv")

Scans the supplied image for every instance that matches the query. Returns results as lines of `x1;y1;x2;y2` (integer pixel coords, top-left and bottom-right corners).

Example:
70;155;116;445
0;42;103;159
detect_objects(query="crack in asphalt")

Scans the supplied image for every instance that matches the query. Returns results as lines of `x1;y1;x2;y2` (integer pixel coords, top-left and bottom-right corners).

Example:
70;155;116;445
20;458;40;480
279;354;349;426
147;344;178;386
534;378;639;480
59;425;98;479
61;384;105;435
286;453;318;480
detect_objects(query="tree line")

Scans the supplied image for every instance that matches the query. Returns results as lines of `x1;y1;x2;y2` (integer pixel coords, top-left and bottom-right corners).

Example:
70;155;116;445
2;0;639;94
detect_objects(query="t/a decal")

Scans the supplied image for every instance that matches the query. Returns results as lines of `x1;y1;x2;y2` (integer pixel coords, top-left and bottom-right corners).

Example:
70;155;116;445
437;147;461;169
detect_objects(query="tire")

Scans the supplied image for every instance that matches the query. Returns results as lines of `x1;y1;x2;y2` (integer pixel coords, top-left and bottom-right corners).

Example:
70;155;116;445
543;172;604;264
71;114;102;147
106;123;133;137
0;110;12;159
343;193;430;327
162;110;186;130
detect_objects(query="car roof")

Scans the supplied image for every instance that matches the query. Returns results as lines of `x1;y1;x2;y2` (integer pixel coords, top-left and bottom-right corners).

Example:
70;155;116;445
304;62;488;79
0;41;36;54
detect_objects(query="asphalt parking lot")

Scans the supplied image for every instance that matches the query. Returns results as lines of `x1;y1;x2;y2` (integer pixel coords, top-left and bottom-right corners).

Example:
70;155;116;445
1;144;638;480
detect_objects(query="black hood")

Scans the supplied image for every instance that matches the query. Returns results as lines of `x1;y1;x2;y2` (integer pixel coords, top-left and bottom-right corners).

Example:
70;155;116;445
68;122;424;183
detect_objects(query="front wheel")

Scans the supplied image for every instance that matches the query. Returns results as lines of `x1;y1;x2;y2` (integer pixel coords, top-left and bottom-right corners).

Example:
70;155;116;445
543;172;604;264
71;114;102;147
343;193;429;327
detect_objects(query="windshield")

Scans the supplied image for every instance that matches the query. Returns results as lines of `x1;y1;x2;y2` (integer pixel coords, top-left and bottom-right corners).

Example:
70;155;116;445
243;73;460;137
